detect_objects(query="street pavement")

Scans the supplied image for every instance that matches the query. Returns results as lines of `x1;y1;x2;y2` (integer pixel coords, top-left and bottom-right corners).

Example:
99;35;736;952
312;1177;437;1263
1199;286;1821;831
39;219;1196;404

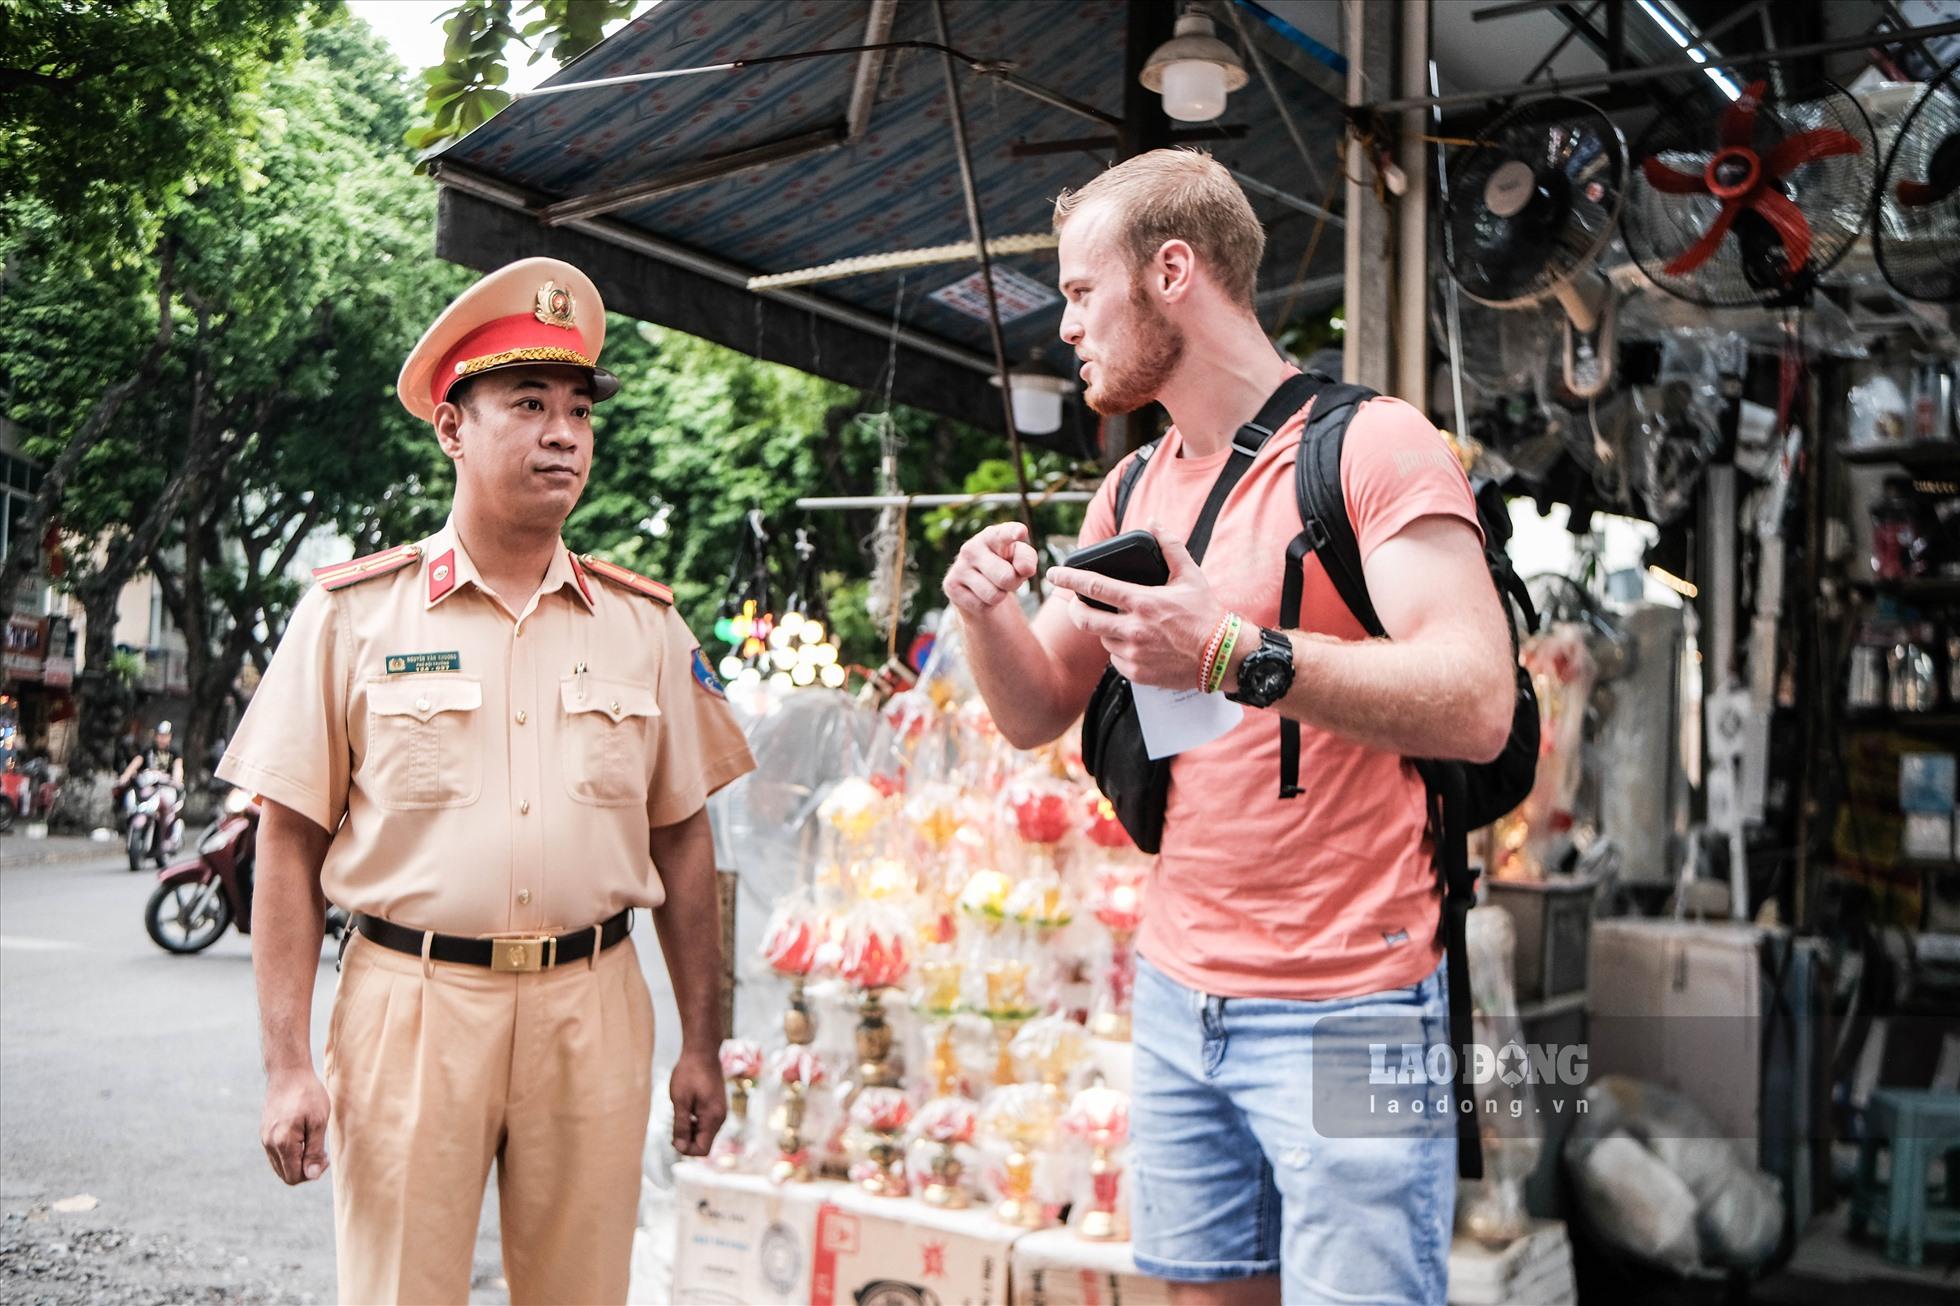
0;841;513;1303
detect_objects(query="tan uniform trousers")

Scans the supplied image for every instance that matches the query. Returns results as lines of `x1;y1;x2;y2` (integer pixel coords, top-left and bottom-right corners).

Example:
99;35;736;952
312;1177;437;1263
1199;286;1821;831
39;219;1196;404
323;930;655;1305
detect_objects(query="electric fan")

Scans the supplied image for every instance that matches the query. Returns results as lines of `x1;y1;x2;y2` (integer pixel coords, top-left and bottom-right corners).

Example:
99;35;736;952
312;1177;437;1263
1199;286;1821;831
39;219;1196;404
1444;97;1626;398
1876;57;1960;302
1623;79;1876;307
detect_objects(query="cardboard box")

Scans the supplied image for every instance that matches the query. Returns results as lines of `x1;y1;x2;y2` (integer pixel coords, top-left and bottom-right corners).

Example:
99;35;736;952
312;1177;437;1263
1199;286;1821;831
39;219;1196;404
1011;1228;1172;1306
672;1161;826;1305
809;1189;1020;1306
1448;1220;1575;1305
1587;921;1765;1154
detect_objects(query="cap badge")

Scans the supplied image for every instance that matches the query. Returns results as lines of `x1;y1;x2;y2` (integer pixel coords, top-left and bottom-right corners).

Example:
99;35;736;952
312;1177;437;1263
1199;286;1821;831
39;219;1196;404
534;281;577;329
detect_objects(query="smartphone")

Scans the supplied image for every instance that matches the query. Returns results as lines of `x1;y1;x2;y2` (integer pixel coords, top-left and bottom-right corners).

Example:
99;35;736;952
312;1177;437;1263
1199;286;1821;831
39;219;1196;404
1062;529;1168;612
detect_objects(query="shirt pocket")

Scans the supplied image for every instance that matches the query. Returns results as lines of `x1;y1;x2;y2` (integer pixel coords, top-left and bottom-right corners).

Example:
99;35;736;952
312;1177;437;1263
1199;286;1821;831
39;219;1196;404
364;676;484;810
560;675;660;808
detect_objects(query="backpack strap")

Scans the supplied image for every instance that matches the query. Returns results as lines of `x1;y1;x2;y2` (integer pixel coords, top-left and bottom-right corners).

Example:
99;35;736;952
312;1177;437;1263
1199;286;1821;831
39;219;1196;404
1111;371;1325;561
1110;438;1163;534
1277;382;1378;797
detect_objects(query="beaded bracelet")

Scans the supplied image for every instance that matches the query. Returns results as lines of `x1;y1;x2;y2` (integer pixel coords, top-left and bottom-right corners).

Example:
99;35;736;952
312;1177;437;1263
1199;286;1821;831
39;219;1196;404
1206;614;1243;695
1197;615;1231;693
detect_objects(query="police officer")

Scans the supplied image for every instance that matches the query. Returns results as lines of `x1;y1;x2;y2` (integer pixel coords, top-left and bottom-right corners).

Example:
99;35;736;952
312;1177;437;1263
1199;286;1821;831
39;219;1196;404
220;258;755;1304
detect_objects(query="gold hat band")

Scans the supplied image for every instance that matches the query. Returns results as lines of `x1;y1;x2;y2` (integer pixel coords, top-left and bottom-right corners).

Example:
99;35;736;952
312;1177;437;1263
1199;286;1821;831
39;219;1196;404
454;346;596;378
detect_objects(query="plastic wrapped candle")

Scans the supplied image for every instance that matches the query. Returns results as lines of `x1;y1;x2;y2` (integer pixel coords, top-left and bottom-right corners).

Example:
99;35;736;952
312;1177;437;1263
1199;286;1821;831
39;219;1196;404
1005;876;1072;930
957;868;1013;923
768;1046;827;1089
1091;867;1145;935
904;782;964;851
1007;774;1073;846
820;776;887;843
718;1039;763;1082
1081;793;1134;850
1061;1085;1130;1144
761;905;818;977
849;1086;915;1134
839;911;912;991
913;1096;979;1145
1011;1015;1090;1090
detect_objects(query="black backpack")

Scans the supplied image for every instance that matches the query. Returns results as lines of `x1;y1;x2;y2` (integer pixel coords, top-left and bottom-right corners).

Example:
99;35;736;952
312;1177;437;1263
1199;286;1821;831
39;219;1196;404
1104;371;1541;1180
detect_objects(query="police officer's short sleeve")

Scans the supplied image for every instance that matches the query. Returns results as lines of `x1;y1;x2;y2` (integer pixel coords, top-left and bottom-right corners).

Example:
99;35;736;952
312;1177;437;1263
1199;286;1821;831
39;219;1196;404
216;584;351;834
647;609;756;829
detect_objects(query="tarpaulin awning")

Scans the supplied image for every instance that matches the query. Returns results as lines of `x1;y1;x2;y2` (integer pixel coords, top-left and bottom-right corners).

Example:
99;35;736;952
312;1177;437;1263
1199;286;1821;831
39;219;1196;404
429;0;1347;449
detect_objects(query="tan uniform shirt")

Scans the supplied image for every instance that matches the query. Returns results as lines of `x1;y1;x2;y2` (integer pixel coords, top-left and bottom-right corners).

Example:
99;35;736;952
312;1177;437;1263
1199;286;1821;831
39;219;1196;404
217;520;755;936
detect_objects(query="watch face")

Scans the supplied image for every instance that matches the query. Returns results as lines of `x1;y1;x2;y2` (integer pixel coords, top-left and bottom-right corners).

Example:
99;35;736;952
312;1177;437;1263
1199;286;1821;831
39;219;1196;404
1248;662;1287;701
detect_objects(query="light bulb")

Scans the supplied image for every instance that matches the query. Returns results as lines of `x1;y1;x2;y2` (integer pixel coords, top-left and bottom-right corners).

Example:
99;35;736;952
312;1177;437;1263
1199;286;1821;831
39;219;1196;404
718;655;742;680
1161;60;1228;121
768;625;793;650
780;610;805;635
800;621;825;645
770;646;797;671
768;671;793;693
814;643;839;667
820;664;846;688
735;667;762;687
791;663;816;687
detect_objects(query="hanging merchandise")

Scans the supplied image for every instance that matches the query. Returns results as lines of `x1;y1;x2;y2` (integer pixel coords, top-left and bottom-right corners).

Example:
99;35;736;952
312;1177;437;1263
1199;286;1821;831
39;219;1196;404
1443;97;1627;397
778;527;847;691
1623;77;1877;307
1876;56;1960;302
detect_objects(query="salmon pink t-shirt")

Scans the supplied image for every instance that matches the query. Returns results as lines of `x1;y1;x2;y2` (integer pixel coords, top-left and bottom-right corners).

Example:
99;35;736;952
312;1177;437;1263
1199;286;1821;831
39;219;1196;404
1075;389;1481;1001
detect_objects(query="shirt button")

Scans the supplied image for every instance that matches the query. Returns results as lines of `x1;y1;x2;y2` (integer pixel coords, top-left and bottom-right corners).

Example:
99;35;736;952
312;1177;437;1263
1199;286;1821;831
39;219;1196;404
414;696;430;713
515;710;528;725
517;889;532;906
519;799;531;815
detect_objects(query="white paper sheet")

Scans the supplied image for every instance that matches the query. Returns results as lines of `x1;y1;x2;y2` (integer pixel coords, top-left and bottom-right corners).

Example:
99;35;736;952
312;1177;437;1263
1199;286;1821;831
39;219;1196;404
1132;683;1243;760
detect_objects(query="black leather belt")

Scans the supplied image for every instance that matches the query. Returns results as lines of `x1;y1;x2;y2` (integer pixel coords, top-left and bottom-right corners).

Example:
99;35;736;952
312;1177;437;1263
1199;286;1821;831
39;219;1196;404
352;909;632;972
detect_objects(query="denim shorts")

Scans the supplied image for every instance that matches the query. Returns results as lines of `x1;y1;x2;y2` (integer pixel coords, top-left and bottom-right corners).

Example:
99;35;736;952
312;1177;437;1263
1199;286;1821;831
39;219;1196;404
1129;953;1456;1305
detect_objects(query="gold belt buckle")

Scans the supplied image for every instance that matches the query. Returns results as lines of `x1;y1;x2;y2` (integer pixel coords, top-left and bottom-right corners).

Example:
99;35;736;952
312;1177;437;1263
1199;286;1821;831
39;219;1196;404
489;934;556;973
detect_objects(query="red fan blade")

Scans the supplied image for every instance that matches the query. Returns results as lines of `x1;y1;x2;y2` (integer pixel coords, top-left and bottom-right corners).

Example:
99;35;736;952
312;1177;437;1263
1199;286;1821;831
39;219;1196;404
1641;156;1709;194
1761;128;1862;180
1896;177;1953;207
1721;81;1768;146
1748;187;1813;279
1664;200;1740;276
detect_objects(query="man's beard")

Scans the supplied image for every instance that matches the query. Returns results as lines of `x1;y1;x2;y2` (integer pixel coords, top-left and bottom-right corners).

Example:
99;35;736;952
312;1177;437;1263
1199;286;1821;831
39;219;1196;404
1084;287;1185;415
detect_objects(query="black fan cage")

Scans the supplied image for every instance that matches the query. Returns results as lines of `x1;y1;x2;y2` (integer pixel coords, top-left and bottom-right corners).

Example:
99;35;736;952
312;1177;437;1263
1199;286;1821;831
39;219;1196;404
1877;56;1960;303
1444;97;1626;307
1623;77;1877;308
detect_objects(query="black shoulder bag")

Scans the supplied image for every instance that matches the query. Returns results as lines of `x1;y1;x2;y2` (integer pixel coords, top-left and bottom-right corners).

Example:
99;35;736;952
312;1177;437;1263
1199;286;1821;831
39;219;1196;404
1078;371;1323;854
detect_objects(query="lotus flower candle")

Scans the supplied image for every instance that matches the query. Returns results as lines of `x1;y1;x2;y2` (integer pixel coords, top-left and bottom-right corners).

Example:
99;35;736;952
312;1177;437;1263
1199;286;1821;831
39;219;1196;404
1011;1015;1090;1102
904;782;963;851
841;911;911;1090
957;868;1013;924
1090;867;1145;1040
911;1096;980;1208
1062;1085;1132;1240
847;1086;914;1197
1082;793;1133;850
979;1083;1060;1228
1005;876;1072;931
1008;777;1073;847
761;903;820;1045
820;776;887;844
766;1047;827;1184
710;1039;763;1172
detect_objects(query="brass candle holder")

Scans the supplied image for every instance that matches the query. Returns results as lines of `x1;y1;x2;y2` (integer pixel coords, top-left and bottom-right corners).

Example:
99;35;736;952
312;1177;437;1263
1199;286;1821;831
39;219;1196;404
711;1039;762;1172
980;1084;1058;1229
766;1047;826;1185
848;1087;914;1198
1063;1085;1131;1242
911;1095;979;1209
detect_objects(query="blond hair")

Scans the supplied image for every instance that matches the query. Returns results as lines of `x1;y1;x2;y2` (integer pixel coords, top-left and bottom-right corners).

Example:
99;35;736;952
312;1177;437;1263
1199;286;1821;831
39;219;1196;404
1052;149;1265;308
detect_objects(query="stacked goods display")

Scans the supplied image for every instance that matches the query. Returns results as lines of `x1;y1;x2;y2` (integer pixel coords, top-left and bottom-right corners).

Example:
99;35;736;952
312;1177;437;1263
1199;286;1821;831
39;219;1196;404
710;636;1144;1239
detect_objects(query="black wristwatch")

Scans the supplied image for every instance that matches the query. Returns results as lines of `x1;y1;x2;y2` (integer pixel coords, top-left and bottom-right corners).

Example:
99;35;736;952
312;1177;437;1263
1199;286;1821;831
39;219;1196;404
1227;627;1295;708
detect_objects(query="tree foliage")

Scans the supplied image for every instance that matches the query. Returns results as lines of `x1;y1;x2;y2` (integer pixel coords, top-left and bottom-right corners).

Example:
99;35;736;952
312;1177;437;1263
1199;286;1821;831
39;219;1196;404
0;0;321;260
408;0;638;153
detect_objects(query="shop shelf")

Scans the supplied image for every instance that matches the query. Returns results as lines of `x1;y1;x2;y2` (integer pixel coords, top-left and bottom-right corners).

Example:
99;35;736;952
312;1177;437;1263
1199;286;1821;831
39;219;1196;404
1842;708;1960;735
1836;441;1960;476
1846;576;1960;605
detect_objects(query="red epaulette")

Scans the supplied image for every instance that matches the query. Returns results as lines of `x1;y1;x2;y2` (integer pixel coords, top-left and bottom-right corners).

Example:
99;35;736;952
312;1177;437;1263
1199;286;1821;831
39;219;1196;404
578;554;673;606
312;543;422;593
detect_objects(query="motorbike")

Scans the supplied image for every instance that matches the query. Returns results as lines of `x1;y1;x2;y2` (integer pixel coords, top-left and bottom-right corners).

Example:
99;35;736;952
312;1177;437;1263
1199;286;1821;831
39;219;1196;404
144;788;348;955
121;767;185;872
0;757;61;831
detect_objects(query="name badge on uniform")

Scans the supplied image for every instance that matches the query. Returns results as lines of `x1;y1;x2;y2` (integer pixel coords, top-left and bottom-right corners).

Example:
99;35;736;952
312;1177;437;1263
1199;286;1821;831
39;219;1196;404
384;650;462;675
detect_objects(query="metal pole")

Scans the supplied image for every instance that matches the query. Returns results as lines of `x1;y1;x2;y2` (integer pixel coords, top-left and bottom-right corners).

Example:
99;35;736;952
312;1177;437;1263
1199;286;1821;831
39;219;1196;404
1363;15;1960;113
931;0;1037;541
1431;58;1468;439
512;39;1122;130
796;492;1094;511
